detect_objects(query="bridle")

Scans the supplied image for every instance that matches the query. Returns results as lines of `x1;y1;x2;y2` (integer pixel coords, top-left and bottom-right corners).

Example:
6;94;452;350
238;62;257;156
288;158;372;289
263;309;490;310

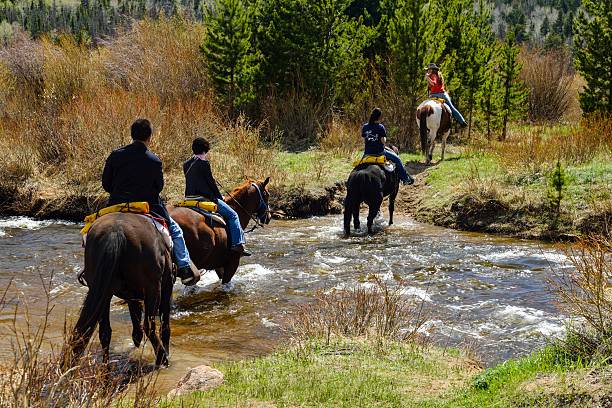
217;180;270;233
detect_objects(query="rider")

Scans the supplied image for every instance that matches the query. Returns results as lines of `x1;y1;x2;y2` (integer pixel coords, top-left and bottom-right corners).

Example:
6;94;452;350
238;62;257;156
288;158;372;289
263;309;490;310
183;137;251;257
102;119;200;286
361;108;414;185
425;63;468;128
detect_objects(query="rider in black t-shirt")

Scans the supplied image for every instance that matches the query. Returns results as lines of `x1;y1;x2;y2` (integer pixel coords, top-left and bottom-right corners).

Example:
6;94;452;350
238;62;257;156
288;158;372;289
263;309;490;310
360;108;413;185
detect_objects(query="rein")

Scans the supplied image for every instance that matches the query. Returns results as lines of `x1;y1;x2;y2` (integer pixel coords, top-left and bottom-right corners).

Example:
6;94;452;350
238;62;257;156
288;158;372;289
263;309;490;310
215;180;269;233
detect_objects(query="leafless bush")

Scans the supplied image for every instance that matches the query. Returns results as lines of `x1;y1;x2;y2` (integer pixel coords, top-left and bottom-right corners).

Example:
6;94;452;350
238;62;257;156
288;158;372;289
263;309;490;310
318;115;363;155
0;276;160;407
289;276;428;342
549;236;611;363
520;48;574;123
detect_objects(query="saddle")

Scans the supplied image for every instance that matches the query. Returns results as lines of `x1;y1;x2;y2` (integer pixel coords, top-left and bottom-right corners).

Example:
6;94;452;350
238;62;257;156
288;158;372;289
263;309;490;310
175;197;226;227
353;155;395;173
80;202;172;248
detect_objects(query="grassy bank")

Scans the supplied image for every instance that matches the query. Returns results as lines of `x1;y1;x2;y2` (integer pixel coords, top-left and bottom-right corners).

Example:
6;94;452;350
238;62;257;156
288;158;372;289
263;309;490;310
162;338;609;408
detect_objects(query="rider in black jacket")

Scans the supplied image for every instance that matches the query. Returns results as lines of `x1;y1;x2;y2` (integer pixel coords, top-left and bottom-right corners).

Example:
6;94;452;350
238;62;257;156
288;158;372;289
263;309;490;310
102;119;200;285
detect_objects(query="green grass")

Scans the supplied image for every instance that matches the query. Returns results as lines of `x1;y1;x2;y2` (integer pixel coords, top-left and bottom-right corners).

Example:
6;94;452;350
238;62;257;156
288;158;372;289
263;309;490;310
159;339;600;408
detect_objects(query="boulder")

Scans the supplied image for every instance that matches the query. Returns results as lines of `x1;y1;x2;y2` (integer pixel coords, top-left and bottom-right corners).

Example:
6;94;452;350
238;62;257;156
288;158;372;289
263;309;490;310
167;365;224;398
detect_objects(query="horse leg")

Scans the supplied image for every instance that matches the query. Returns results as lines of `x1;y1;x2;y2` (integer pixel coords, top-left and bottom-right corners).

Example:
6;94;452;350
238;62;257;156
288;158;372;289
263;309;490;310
143;295;168;367
98;299;112;365
366;195;383;234
215;268;224;280
221;257;240;285
353;207;360;231
343;198;352;237
389;197;395;226
128;300;144;348
441;130;451;162
160;281;172;356
428;138;436;164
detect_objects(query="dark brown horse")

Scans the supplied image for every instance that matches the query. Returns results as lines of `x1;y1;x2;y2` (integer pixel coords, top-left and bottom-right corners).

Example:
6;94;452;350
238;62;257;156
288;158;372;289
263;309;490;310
344;158;399;237
66;214;173;368
169;178;271;284
416;99;452;164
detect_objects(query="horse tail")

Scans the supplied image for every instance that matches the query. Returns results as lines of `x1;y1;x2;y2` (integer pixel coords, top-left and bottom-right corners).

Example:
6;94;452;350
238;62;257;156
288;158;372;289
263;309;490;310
419;107;430;157
66;227;125;365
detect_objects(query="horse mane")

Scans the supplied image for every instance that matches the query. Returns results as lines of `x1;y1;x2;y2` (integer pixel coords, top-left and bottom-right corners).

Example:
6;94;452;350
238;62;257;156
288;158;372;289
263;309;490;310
226;179;255;202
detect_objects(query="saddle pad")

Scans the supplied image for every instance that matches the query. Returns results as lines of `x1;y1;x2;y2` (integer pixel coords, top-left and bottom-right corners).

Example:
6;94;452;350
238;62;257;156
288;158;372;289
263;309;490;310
175;199;217;212
81;214;172;249
187;206;227;227
81;201;150;234
430;97;446;105
352;155;387;167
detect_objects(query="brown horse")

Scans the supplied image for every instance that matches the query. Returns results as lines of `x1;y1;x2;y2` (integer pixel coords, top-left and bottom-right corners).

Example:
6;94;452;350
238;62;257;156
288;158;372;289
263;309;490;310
65;214;173;368
416;99;452;164
169;178;271;284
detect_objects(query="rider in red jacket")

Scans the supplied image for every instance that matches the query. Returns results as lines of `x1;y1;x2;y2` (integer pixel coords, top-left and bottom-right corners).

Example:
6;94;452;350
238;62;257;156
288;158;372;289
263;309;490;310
425;63;468;128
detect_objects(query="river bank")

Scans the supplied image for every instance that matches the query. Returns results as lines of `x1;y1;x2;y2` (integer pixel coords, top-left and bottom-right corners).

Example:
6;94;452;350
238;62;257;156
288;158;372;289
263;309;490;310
0;146;608;241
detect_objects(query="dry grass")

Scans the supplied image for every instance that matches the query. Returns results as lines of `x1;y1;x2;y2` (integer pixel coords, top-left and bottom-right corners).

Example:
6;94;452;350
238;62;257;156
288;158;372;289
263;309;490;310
492;117;612;174
0;276;160;407
289;275;429;342
549;236;612;364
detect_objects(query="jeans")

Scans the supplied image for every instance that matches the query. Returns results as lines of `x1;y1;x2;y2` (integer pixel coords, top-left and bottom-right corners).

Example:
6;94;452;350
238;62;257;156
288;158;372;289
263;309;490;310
431;92;467;125
383;148;412;183
216;200;245;248
168;216;191;269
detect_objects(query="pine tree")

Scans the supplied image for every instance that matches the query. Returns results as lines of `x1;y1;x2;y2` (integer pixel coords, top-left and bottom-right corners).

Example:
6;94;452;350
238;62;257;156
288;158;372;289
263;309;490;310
552;11;564;35
574;0;612;114
540;15;549;38
498;30;527;141
201;0;259;116
479;48;503;140
387;0;443;148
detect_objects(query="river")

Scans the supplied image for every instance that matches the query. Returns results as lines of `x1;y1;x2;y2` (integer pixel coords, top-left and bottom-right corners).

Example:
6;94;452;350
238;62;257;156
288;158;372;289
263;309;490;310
0;214;570;392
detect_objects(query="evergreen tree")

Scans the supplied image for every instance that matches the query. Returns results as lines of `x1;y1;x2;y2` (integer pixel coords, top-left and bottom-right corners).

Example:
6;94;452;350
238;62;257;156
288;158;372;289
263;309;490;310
498;31;527;141
387;0;443;147
540;15;549;38
552;11;564;35
574;0;612;113
201;0;259;115
479;49;503;140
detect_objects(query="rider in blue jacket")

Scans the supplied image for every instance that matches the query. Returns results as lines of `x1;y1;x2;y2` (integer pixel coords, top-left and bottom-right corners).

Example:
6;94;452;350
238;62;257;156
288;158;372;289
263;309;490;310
361;108;414;185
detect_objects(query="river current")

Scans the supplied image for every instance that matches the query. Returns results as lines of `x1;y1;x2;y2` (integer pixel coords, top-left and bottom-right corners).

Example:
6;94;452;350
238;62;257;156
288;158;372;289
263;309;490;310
0;214;570;392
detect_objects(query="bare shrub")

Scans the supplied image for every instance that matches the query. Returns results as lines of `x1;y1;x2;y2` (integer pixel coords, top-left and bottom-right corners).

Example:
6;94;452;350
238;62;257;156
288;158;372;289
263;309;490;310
549;236;611;364
101;17;208;102
0;30;44;100
289;276;428;342
519;48;574;123
0;277;160;407
260;85;332;151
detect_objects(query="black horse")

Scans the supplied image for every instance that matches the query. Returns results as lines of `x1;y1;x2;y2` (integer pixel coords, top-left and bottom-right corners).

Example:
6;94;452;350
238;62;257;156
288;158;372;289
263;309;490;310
343;157;400;237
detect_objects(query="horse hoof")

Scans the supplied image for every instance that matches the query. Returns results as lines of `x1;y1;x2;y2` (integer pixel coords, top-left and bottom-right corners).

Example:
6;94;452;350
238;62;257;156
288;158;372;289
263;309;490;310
132;330;143;348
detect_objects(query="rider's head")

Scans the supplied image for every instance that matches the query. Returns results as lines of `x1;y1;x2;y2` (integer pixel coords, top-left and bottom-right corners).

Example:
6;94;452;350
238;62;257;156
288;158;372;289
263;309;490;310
131;119;153;145
368;107;382;125
426;63;439;74
192;137;210;155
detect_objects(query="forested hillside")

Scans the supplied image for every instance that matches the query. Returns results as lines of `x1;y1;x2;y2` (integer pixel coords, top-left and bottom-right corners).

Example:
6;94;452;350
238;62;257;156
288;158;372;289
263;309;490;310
0;0;581;47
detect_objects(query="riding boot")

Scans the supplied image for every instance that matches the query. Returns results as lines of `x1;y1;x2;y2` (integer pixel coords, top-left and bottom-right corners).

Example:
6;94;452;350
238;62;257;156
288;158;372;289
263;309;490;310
177;261;201;286
231;244;252;257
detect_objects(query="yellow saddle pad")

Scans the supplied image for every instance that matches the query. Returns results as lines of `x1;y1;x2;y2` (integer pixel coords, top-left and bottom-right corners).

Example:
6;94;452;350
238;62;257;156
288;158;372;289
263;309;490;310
175;200;218;213
81;202;150;234
352;155;387;167
430;97;446;105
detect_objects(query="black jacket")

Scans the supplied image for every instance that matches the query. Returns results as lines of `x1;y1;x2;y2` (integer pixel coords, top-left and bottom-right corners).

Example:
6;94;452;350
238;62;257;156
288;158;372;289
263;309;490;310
102;142;169;219
183;157;222;201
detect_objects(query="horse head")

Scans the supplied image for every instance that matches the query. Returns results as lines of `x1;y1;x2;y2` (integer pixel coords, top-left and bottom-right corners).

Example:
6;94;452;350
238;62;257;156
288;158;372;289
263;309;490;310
227;177;271;227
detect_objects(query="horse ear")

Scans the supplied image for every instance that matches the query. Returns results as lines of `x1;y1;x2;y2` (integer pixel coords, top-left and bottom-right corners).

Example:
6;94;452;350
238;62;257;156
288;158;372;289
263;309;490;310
262;177;270;188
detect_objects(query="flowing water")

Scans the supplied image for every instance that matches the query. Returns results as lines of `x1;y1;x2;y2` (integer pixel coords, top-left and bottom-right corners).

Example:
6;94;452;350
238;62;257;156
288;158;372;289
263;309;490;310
0;215;570;392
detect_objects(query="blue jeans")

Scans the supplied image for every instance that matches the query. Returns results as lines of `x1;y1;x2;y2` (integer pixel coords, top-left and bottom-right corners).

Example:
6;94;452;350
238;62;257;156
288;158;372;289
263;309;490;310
216;200;245;248
383;148;412;183
431;92;467;125
168;216;191;268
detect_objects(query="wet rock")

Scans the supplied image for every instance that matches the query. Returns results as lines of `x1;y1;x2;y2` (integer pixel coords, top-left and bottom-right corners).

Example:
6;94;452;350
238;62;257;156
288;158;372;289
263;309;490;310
167;365;224;398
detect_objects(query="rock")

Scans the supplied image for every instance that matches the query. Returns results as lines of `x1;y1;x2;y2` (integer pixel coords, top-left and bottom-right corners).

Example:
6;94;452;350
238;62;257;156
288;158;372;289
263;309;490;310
167;365;224;398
